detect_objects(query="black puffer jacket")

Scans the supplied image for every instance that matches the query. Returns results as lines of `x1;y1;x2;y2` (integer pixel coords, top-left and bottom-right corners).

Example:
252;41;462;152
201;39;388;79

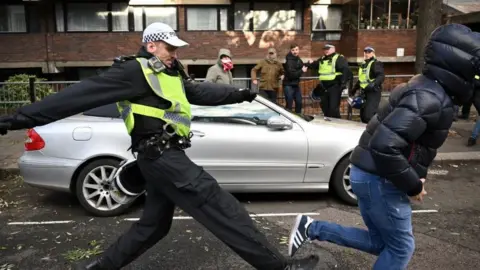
283;52;304;86
350;23;480;196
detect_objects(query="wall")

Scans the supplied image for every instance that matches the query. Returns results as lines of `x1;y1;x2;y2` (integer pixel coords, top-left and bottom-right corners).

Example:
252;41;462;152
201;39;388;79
0;4;417;69
0;34;47;63
355;29;416;57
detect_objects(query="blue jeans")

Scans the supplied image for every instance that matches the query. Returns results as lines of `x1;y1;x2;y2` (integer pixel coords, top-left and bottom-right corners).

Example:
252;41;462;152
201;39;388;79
307;166;414;270
471;117;480;139
284;85;302;113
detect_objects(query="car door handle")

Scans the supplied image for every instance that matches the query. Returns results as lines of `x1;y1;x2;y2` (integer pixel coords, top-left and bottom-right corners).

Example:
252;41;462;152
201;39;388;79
191;130;205;137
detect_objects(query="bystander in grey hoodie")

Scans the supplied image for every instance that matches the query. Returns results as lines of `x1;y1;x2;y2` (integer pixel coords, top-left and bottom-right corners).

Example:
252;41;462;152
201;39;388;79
206;48;234;85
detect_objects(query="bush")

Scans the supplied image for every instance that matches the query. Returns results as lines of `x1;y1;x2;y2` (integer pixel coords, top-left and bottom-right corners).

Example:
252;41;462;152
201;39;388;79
0;74;54;107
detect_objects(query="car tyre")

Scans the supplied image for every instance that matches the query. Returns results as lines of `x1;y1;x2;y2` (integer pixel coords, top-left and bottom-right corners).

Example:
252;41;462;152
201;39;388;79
75;158;134;217
331;156;358;206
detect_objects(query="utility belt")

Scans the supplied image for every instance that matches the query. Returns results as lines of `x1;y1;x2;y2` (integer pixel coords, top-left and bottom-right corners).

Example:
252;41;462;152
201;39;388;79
135;123;193;160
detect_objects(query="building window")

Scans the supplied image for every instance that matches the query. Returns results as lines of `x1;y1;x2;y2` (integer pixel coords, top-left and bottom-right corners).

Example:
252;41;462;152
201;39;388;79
311;5;343;41
133;6;178;31
186;7;228;31
55;3;130;32
234;3;251;31
0;5;27;33
112;3;129;32
234;1;303;31
66;3;109;32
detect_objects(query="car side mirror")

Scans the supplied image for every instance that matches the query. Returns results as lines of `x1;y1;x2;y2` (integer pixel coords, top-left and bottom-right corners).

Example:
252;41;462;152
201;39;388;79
267;116;293;130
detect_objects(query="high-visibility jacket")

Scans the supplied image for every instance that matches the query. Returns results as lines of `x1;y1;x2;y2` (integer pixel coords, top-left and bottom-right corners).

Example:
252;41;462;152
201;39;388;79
116;57;192;137
358;59;376;89
318;54;343;81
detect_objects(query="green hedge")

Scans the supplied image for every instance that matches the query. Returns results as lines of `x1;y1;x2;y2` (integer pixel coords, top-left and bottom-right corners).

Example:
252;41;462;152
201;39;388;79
0;74;54;108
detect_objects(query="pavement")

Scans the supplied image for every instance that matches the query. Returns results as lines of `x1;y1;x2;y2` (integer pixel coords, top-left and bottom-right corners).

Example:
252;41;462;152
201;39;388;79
0;161;479;269
0;119;479;173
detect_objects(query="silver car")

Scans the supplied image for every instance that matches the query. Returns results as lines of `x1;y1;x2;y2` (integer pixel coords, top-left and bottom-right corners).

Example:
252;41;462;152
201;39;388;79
18;96;365;216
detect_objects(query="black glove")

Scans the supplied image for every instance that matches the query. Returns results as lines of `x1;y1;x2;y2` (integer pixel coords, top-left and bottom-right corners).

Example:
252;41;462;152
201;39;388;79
312;84;326;97
365;83;378;92
0;115;12;136
240;88;257;102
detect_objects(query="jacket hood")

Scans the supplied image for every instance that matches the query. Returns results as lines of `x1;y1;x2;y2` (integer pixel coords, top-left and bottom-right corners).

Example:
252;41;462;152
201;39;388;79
218;48;232;60
422;23;480;104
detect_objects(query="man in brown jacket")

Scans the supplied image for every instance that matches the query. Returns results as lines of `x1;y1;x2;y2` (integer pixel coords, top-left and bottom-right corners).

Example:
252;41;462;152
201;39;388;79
251;48;285;103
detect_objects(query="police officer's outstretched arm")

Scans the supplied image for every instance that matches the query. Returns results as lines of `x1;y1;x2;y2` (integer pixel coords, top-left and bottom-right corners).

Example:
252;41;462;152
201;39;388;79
368;88;442;197
0;60;140;133
183;80;256;106
305;59;320;70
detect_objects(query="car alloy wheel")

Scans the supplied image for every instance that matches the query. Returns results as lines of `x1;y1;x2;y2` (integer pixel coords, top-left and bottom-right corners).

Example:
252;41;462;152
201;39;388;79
342;163;357;201
81;165;123;212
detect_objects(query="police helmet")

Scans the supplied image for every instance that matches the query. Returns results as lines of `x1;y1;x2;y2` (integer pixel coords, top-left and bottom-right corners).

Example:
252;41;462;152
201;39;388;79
347;96;365;109
110;159;146;204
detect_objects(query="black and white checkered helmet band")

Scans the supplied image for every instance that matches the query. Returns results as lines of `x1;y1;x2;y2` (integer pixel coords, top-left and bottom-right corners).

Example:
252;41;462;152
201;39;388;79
143;32;177;43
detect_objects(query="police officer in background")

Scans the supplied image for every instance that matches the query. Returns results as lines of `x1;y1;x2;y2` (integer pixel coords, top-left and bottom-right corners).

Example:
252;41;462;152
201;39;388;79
306;44;352;118
0;23;319;270
350;46;385;123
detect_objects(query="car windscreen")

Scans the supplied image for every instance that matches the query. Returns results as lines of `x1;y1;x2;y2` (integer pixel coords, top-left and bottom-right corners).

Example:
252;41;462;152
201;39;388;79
83;103;120;118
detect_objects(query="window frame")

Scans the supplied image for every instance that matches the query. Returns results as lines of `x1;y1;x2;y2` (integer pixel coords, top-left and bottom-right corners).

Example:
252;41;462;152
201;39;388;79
0;3;29;34
53;2;179;33
310;4;343;41
133;5;179;32
233;0;304;32
184;5;229;32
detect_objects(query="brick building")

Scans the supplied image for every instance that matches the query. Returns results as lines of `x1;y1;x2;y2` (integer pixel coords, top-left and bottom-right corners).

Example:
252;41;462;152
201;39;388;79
0;0;423;84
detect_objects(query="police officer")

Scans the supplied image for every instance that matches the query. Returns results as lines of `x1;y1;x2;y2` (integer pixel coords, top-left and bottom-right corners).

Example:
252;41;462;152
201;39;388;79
0;23;319;270
350;46;385;123
305;44;352;118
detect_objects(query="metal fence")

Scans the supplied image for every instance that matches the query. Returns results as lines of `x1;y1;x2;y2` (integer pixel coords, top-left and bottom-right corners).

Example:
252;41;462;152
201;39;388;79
0;75;414;117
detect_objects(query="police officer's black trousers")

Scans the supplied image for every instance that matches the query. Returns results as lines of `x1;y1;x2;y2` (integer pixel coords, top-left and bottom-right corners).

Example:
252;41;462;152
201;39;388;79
360;90;381;124
320;84;342;118
101;147;287;270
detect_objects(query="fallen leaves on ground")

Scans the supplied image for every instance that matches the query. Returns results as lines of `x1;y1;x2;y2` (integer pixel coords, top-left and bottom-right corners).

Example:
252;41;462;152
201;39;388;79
62;240;104;262
279;236;288;245
0;263;14;270
0;174;24;209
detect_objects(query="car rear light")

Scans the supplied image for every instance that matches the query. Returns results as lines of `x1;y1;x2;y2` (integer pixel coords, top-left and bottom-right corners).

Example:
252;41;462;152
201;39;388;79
25;128;45;151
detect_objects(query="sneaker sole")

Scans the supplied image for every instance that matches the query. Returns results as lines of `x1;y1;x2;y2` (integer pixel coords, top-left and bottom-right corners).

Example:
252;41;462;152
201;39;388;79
288;214;304;257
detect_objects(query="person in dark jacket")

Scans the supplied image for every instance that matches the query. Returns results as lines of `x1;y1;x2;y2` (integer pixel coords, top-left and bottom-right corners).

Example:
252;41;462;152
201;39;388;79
288;24;479;270
0;22;320;270
283;44;307;113
349;46;385;123
305;44;352;118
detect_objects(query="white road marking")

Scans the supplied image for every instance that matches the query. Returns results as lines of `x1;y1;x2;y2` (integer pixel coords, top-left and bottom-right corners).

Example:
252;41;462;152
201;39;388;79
412;209;439;213
428;169;449;175
124;212;323;222
7;220;74;225
124;210;439;221
6;210;439;225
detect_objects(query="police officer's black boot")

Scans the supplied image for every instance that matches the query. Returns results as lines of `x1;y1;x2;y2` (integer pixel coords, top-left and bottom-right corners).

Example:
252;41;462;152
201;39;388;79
285;254;319;270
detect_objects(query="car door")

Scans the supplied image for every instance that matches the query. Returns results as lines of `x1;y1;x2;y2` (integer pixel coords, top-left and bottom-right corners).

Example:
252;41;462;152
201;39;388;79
185;100;308;184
